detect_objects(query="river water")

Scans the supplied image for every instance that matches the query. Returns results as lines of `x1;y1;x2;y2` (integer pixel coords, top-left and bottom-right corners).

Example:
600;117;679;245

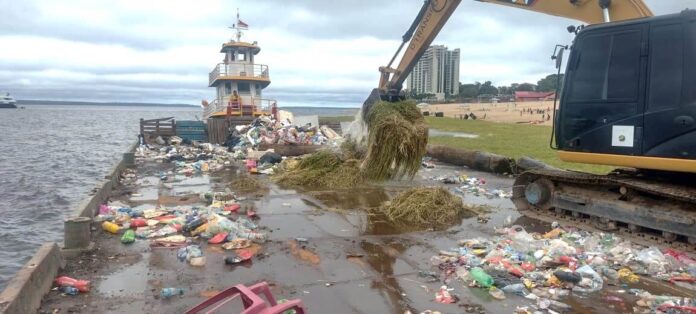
0;104;357;290
0;105;198;289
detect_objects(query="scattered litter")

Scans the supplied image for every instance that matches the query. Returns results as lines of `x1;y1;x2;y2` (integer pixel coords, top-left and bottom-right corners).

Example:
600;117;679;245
434;285;458;304
426;222;696;311
160;287;184;299
224;249;253;265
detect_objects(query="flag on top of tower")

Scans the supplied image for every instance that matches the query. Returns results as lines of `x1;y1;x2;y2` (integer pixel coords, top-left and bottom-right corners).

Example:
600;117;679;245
237;19;249;29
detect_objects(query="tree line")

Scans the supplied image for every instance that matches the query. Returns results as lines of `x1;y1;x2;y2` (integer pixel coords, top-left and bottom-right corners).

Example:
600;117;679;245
408;73;564;100
458;74;563;98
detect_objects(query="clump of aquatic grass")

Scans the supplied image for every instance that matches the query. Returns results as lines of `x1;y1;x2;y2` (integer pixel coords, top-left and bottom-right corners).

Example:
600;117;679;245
363;100;427;181
230;175;267;195
274;150;365;189
340;139;365;160
380;187;474;229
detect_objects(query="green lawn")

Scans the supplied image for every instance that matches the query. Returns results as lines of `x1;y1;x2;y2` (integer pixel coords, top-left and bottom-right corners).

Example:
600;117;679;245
319;116;355;123
425;117;613;173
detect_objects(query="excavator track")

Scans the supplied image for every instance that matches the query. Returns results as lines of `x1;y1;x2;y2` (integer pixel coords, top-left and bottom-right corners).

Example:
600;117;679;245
512;169;696;254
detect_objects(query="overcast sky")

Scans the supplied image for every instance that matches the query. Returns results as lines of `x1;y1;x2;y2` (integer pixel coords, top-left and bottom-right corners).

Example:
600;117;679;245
0;0;690;107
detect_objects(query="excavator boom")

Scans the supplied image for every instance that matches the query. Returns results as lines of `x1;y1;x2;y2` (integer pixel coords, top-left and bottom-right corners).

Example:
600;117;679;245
368;0;653;112
475;0;652;24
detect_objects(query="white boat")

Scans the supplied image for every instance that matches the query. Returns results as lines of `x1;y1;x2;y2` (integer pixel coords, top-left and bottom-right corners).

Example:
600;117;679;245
0;92;17;108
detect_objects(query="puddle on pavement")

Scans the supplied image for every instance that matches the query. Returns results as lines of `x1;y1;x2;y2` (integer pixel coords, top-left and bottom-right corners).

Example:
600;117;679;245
429;128;479;138
97;253;150;297
359;239;425;313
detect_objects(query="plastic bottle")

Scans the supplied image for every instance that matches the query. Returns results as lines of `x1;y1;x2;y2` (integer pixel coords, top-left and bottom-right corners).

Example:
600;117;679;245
183;218;205;233
102;221;120;234
121;229;135;244
160;287;184;299
553;270;582;283
61;286;79;295
469;267;494;288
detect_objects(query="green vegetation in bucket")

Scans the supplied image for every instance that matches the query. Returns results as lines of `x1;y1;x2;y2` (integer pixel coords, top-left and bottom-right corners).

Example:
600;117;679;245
274;150;365;189
380;187;474;229
363;100;428;181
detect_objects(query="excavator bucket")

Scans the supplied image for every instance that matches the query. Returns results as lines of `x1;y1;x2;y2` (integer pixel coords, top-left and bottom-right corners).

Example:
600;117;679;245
361;88;383;124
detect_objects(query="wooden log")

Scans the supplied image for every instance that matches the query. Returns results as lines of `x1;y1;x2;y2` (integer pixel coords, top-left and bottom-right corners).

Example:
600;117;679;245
257;144;324;157
426;145;516;174
516;156;560;171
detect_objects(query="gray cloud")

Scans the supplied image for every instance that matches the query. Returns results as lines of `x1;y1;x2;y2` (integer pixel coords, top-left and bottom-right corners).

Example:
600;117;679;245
0;0;692;106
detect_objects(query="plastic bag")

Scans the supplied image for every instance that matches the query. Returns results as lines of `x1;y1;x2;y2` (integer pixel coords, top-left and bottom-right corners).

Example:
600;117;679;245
205;214;238;235
635;247;667;274
572;265;603;293
547;239;576;257
55;276;90;292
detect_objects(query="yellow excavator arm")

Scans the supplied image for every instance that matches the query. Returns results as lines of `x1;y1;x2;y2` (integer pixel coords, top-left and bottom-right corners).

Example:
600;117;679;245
375;0;653;97
475;0;653;24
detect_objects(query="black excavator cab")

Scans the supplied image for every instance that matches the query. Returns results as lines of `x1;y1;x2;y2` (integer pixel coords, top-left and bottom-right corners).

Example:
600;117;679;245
556;9;696;160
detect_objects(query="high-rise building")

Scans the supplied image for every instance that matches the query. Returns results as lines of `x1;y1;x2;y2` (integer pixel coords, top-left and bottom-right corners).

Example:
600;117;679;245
407;45;460;101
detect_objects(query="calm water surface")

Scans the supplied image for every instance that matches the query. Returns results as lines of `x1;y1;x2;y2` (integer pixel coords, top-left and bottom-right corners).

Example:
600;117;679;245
0;105;199;289
0;104;359;290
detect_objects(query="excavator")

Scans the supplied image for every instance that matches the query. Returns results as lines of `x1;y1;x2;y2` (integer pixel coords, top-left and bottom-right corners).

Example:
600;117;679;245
363;0;696;250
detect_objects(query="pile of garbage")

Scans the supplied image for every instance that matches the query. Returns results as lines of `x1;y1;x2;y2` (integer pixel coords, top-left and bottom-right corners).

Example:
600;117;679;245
428;223;696;313
136;138;233;169
95;189;268;267
226;115;342;150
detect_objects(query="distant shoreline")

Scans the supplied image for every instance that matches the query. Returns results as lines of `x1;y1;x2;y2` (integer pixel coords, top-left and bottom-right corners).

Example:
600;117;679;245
17;99;198;108
16;100;362;110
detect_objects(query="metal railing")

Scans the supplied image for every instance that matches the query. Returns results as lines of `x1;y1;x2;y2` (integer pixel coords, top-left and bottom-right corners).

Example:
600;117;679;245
209;62;269;85
203;97;277;120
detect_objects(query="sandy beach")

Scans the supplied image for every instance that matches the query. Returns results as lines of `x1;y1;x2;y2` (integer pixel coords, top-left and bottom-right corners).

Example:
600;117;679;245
425;100;556;125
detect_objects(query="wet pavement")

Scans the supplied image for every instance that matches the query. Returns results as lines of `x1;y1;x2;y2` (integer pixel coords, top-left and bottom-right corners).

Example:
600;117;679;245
39;158;691;314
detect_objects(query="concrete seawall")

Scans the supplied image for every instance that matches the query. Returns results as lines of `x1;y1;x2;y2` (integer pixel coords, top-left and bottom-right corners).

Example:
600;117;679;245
0;141;137;314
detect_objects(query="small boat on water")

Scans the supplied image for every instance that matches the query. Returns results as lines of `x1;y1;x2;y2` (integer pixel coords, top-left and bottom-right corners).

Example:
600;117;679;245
0;92;17;108
202;11;277;120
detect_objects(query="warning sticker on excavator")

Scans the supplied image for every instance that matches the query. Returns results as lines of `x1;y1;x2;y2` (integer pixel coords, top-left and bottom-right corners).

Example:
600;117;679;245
612;125;634;147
